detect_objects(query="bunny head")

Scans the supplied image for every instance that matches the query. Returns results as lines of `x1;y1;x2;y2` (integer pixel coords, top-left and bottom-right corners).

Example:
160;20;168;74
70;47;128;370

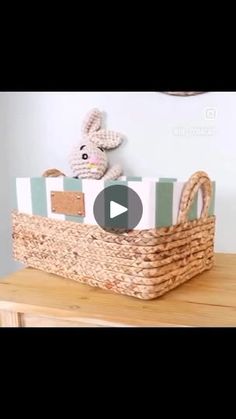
69;109;123;180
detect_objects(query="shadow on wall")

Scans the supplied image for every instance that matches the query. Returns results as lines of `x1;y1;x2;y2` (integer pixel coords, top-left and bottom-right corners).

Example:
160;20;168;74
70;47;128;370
0;94;22;277
0;175;22;277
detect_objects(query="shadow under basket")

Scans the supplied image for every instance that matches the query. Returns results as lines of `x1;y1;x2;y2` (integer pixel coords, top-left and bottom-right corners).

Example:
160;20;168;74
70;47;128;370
12;171;215;300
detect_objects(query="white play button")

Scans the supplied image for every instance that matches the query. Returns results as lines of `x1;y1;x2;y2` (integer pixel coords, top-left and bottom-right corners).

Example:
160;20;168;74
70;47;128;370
110;200;128;219
93;185;143;232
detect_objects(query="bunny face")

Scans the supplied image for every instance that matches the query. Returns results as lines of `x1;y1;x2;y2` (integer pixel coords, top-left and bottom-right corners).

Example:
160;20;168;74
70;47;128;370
69;142;108;179
69;108;123;180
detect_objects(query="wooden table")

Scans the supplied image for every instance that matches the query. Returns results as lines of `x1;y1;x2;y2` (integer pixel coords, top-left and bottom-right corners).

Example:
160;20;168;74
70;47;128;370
0;253;236;327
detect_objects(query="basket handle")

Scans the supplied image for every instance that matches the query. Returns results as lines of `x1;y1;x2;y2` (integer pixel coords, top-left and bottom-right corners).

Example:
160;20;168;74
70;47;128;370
42;169;65;177
177;171;213;224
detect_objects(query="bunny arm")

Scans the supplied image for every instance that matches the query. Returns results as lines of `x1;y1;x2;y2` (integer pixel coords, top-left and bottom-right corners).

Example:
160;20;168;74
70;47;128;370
102;164;123;181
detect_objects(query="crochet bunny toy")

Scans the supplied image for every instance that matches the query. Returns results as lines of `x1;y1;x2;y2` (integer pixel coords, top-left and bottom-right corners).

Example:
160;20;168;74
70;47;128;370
69;108;123;180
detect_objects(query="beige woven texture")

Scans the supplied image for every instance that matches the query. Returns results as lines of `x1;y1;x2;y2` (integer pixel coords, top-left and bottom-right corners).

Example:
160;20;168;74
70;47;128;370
12;171;215;300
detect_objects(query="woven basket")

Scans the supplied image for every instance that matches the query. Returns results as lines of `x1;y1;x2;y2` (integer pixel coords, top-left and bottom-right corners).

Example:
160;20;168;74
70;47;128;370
12;171;215;300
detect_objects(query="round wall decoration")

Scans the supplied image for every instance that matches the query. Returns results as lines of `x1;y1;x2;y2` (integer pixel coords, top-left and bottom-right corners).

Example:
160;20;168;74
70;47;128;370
163;92;206;96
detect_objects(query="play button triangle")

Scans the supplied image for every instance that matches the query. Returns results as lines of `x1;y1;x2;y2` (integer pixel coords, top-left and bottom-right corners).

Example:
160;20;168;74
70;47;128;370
93;184;143;233
110;200;128;219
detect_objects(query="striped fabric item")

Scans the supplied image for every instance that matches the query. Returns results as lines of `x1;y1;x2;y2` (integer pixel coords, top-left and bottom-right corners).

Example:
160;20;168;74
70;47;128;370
15;177;216;229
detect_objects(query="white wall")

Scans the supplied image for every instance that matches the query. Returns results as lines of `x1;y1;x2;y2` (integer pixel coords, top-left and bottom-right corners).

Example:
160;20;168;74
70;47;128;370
0;95;7;275
0;91;236;276
0;95;19;276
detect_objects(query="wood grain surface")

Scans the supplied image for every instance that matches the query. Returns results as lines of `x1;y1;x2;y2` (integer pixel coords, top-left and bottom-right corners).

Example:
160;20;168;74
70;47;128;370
0;253;236;327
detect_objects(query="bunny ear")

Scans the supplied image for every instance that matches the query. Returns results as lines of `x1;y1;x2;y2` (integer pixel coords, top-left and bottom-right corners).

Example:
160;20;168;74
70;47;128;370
90;129;123;149
82;108;103;135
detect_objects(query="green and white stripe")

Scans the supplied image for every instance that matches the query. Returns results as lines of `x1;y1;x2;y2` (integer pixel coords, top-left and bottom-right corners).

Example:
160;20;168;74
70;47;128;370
16;178;33;215
155;181;174;228
209;181;216;216
172;181;185;225
15;177;216;229
83;179;105;225
31;178;47;217
128;179;156;229
104;179;128;229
